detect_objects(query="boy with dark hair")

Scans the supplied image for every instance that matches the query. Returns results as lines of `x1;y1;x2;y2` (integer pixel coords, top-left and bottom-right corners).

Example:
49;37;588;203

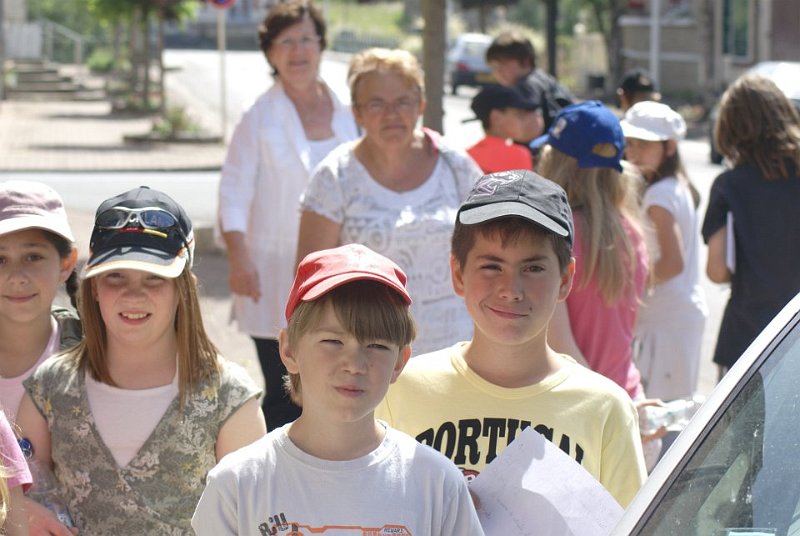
617;68;661;111
376;169;647;508
486;30;575;136
193;243;484;536
466;84;538;173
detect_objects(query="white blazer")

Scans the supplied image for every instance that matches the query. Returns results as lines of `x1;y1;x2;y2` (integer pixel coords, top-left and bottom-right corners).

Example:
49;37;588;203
218;79;359;338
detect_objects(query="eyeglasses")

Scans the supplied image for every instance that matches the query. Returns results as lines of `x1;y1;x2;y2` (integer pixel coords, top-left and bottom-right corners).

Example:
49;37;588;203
357;98;418;116
96;206;180;232
274;35;321;50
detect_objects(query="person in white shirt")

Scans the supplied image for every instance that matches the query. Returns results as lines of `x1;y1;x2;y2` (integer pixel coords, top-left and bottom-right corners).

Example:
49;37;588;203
193;244;484;536
218;0;359;430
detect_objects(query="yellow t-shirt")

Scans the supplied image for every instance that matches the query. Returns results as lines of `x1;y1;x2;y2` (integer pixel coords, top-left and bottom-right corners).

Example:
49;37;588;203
376;342;647;507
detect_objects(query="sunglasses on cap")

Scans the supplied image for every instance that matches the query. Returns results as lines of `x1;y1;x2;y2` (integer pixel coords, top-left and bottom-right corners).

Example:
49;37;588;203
96;206;180;232
94;205;192;260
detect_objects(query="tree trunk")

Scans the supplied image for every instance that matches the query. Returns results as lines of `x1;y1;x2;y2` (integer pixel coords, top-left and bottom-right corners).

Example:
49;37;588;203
157;9;166;115
608;0;625;97
129;8;140;97
422;0;446;133
142;8;151;110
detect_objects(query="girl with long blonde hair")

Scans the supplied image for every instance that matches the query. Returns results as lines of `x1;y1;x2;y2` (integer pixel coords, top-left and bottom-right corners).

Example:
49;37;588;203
535;101;648;400
16;187;266;534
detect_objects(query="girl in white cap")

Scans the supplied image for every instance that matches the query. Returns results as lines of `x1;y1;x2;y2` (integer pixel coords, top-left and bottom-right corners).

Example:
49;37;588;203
622;101;708;402
15;187;266;535
0;181;80;420
0;181;81;534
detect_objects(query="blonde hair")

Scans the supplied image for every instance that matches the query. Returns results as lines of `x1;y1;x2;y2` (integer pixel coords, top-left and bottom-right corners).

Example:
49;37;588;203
283;280;416;406
0;466;7;527
716;73;800;180
538;146;642;303
72;267;221;406
348;48;424;104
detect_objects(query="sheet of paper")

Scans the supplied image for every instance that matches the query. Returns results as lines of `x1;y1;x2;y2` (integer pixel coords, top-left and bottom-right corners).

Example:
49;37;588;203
726;211;736;274
470;427;623;536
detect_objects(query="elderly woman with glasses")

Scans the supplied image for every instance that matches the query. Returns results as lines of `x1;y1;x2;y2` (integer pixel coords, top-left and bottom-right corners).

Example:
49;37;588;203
296;48;482;355
217;0;359;432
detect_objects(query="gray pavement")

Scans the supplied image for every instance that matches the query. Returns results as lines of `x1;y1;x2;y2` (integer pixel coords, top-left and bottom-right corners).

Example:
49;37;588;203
0;99;226;172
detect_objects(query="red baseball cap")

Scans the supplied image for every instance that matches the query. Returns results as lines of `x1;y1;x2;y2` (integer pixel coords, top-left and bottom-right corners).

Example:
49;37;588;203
285;244;412;321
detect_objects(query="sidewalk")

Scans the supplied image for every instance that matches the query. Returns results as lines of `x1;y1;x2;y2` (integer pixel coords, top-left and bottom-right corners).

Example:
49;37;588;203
0;98;225;172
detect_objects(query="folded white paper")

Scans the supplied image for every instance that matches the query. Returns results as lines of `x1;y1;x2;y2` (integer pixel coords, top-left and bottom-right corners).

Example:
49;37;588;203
470;427;623;536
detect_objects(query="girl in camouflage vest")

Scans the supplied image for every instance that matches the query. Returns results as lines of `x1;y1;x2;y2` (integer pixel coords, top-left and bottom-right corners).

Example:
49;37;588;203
16;187;266;535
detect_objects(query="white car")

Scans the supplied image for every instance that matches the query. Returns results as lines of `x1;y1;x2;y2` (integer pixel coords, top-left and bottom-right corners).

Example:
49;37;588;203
446;32;495;95
612;290;800;535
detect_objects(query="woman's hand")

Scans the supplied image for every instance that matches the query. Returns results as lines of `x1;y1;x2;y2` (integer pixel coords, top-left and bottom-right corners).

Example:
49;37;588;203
227;253;262;301
222;231;261;301
24;497;78;536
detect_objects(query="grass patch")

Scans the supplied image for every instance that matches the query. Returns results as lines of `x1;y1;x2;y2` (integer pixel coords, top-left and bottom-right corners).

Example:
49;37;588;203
323;0;407;38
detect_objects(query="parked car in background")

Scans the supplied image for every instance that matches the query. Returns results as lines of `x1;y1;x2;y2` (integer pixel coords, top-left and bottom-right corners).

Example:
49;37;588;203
447;32;495;95
709;61;800;164
612;290;800;535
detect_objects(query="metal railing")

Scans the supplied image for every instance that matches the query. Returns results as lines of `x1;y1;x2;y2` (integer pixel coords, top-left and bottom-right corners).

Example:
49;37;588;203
42;19;85;64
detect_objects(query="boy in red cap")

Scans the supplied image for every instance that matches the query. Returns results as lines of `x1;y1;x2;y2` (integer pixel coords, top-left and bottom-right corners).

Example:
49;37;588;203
193;243;483;535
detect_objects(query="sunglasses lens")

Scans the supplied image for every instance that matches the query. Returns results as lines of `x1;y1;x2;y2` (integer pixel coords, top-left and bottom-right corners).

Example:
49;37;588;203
95;209;130;228
140;210;178;229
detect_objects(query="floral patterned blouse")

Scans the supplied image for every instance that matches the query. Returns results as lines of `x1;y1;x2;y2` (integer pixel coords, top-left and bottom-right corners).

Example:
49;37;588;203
24;354;261;535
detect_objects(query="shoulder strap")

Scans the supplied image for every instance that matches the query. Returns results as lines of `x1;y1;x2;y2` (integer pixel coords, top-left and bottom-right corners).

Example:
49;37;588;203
51;305;82;352
423;127;471;199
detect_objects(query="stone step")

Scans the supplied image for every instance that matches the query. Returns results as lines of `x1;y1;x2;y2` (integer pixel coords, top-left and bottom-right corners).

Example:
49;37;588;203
10;81;82;92
4;87;108;102
16;71;71;83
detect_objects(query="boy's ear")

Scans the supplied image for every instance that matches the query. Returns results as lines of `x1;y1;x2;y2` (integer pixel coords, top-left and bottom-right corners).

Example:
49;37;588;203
278;329;299;374
60;248;78;282
450;254;466;298
389;345;412;384
558;257;576;301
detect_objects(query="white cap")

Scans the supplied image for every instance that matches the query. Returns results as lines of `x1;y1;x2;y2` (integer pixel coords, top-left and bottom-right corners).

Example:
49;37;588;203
0;181;74;242
621;101;686;141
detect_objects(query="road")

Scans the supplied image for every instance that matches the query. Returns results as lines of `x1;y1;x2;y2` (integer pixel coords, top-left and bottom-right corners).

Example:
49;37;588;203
4;49;730;398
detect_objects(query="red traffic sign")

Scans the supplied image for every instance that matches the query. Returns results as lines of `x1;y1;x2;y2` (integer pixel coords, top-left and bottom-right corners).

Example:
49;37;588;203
209;0;236;9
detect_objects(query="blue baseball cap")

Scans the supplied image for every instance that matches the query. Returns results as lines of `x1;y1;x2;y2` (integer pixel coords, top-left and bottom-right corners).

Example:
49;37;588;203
530;100;624;172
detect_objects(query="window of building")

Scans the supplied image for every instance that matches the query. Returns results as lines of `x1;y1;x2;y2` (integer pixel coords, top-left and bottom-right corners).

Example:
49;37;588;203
723;0;751;59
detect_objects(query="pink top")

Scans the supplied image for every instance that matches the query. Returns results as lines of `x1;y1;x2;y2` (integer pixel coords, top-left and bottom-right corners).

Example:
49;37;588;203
0;411;31;491
566;211;648;399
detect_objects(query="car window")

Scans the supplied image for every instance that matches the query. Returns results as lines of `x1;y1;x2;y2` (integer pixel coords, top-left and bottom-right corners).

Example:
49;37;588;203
463;41;488;58
635;317;800;536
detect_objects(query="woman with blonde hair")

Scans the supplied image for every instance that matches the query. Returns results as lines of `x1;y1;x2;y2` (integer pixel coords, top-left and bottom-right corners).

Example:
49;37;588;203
534;101;648;400
703;73;800;376
296;47;482;355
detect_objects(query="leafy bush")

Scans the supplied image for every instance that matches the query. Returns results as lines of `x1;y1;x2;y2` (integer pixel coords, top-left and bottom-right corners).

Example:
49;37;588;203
87;48;115;73
151;105;202;139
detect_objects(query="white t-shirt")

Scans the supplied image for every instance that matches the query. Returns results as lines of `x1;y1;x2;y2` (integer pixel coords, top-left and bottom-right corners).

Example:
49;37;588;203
0;316;59;419
641;177;706;306
86;369;178;467
192;424;484;536
301;141;481;355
